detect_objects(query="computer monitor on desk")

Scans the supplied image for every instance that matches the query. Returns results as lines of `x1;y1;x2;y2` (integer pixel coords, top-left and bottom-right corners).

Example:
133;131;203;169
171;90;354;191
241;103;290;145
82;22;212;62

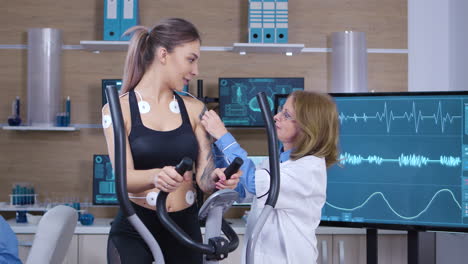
93;155;118;206
218;77;304;127
102;79;122;106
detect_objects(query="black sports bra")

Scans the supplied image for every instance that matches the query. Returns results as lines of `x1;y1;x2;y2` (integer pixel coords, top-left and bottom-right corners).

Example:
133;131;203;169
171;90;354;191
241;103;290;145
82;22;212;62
128;91;199;170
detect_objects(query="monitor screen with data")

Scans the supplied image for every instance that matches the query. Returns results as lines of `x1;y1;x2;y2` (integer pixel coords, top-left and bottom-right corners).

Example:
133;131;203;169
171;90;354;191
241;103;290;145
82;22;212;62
102;79;122;106
93;155;118;206
218;78;304;127
321;91;468;232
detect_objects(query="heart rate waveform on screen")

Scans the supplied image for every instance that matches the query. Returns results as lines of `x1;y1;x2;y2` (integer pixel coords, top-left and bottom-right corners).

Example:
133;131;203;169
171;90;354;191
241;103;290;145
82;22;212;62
339;152;461;167
338;101;462;133
325;189;461;220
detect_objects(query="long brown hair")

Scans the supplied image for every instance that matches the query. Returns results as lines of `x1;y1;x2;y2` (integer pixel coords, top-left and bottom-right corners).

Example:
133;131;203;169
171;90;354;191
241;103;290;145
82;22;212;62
121;18;201;93
289;91;340;167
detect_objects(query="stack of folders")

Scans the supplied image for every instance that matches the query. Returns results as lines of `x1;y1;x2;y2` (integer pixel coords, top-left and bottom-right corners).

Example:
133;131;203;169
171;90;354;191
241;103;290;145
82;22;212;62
103;0;139;41
248;0;289;43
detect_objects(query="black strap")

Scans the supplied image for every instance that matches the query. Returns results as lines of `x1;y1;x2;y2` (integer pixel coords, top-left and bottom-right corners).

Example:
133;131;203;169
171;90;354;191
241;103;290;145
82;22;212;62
174;92;192;128
256;168;270;199
128;91;143;127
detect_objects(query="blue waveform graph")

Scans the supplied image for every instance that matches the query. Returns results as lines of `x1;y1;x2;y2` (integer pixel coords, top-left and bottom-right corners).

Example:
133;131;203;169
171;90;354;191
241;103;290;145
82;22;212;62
340;152;462;167
325;93;468;230
337;100;462;135
325;189;461;221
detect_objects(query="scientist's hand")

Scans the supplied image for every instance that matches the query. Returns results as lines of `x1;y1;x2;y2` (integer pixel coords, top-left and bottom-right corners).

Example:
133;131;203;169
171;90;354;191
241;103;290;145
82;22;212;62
154;166;191;193
201;110;228;140
211;168;242;190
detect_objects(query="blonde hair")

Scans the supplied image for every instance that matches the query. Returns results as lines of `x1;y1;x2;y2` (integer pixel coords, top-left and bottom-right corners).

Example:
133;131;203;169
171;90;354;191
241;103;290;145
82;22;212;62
289;91;340;167
121;18;201;93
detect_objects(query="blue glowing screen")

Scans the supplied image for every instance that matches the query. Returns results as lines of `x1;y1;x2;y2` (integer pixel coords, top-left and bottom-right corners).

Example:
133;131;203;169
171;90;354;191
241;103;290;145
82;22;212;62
219;78;304;127
93;155;118;206
323;92;468;231
102;79;122;106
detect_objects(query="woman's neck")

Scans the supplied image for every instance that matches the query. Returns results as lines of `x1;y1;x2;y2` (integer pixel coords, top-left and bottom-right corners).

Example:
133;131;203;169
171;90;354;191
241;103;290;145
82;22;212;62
135;71;173;103
282;142;294;152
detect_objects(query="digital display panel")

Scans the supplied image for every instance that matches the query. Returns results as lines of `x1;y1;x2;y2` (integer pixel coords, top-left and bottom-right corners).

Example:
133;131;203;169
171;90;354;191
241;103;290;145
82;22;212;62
102;79;122;106
93;155;118;206
219;78;304;127
322;91;468;232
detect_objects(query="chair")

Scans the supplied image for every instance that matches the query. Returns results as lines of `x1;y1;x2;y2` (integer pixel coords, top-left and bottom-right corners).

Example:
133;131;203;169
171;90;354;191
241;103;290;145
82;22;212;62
26;205;78;264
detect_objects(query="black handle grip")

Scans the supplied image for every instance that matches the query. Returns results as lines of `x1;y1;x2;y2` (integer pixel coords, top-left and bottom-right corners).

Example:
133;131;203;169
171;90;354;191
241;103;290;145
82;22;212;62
224;157;243;180
175;157;193;176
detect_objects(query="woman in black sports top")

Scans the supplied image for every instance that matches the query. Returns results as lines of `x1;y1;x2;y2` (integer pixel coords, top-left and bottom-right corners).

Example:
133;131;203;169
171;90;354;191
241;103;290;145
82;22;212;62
101;18;241;264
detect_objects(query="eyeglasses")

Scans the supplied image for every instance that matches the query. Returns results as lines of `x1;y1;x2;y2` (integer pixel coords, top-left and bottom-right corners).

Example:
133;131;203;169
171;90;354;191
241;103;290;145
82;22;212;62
277;105;295;121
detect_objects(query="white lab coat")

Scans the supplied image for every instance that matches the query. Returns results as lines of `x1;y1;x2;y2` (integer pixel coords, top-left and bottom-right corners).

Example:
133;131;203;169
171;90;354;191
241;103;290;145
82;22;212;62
244;155;327;264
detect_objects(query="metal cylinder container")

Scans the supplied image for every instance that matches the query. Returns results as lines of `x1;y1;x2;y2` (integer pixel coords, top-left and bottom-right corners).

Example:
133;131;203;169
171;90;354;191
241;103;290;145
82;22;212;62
330;31;368;93
27;28;62;126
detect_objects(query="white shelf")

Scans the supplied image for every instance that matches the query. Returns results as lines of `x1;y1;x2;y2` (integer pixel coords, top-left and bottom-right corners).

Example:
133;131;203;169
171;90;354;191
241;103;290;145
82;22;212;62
232;42;305;55
80;40;130;52
0;202;48;212
78;40;408;55
3;126;79;131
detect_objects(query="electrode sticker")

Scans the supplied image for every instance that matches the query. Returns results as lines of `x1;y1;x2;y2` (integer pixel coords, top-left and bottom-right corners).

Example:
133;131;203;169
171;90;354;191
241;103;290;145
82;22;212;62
146;191;159;207
185;190;195;205
138;101;151;114
169;100;180;114
102;115;112;128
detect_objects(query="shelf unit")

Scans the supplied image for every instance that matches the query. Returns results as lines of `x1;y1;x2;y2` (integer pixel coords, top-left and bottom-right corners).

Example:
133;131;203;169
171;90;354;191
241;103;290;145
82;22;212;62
232;42;305;55
79;40;408;54
2;126;79;131
0;202;48;212
80;40;307;55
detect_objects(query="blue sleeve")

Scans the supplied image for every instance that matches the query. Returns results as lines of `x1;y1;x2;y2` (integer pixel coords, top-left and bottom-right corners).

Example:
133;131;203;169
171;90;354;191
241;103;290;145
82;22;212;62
214;133;256;196
213;142;228;168
0;216;22;264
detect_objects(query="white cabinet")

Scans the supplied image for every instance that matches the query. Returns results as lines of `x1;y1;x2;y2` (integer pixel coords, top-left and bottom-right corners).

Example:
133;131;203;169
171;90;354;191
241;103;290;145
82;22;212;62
78;234;108;264
332;234;367;264
317;235;333;264
16;234;78;264
316;234;407;264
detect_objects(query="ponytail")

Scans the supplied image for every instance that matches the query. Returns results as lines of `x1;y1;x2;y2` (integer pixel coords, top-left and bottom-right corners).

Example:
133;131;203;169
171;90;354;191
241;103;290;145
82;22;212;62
121;26;154;93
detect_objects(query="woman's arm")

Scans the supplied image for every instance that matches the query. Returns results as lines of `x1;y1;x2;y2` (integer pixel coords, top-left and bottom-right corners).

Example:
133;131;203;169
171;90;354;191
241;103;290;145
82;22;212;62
102;100;186;194
192;103;240;193
201;110;257;195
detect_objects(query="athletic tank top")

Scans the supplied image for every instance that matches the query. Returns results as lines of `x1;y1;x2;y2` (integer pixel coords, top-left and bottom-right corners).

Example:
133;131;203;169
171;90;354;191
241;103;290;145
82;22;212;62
128;91;199;170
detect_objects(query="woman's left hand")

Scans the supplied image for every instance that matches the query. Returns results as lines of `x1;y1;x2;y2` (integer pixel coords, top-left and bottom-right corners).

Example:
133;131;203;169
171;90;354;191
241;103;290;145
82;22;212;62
210;168;242;190
201;110;228;140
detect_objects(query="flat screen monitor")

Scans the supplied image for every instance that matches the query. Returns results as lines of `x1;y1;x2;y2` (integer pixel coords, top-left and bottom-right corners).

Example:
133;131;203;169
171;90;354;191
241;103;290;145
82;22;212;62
102;79;123;106
93;154;118;206
218;78;304;127
322;91;468;232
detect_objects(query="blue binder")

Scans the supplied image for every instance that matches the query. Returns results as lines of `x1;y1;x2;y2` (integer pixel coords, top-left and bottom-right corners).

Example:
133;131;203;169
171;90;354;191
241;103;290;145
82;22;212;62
249;0;263;43
262;0;276;43
275;0;288;43
103;0;120;41
120;0;139;40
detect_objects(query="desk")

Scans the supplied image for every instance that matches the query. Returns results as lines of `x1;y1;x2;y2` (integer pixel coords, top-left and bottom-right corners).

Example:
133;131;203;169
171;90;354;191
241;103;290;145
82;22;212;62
9;218;406;264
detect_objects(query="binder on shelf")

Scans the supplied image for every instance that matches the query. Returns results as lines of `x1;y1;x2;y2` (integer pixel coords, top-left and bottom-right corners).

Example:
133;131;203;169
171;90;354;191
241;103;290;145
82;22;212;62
249;0;263;43
120;0;139;41
103;0;120;41
262;0;276;43
275;0;289;43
